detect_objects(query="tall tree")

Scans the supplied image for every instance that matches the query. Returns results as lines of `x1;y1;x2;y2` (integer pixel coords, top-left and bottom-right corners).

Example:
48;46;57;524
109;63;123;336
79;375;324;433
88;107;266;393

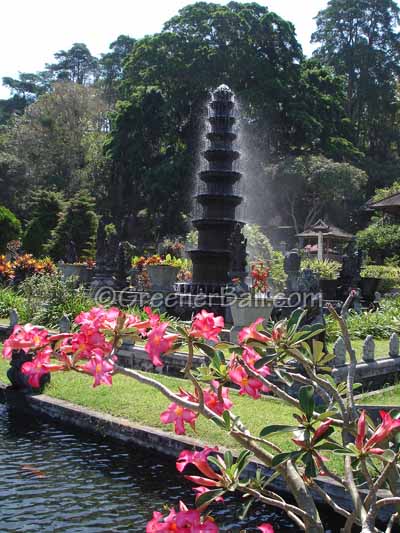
7;82;109;201
47;43;99;85
107;1;356;240
100;35;136;103
312;0;400;159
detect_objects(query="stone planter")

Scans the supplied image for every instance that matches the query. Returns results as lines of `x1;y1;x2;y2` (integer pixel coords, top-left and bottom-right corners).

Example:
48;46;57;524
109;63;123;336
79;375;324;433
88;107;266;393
229;296;274;342
58;263;94;285
147;265;179;291
320;279;339;300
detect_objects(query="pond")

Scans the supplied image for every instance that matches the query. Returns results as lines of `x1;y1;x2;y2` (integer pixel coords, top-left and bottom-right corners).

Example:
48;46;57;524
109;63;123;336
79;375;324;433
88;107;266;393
0;403;302;532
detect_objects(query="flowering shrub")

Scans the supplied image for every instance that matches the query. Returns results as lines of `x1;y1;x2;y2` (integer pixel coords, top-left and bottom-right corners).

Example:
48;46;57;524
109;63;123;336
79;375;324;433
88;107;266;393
0;255;14;284
250;260;270;294
3;295;400;532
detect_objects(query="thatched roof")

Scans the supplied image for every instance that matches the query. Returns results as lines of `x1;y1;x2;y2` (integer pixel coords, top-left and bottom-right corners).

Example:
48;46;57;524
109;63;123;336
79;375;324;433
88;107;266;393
296;219;353;240
367;192;400;216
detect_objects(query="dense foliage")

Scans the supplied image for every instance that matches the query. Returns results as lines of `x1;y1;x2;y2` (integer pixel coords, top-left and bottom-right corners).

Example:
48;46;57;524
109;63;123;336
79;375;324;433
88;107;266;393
1;0;400;252
0;206;21;252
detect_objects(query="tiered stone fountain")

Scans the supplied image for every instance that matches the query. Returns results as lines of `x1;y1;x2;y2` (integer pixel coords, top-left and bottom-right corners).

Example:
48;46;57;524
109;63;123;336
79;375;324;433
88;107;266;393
189;84;244;293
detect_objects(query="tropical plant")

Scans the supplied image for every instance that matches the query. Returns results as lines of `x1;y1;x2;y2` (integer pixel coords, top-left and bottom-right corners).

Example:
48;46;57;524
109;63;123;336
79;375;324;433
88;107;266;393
5;298;400;532
18;272;95;328
302;258;341;280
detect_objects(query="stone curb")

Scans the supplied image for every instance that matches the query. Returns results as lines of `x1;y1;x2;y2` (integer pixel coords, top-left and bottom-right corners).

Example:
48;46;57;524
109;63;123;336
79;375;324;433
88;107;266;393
0;381;394;522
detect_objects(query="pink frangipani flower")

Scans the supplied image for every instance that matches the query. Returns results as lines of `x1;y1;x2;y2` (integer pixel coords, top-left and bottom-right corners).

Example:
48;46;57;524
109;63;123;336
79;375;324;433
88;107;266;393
145;323;179;367
258;525;274;533
147;501;219;532
81;352;114;387
160;402;198;435
21;347;64;388
3;324;49;359
228;363;263;399
238;317;271;344
190;310;224;342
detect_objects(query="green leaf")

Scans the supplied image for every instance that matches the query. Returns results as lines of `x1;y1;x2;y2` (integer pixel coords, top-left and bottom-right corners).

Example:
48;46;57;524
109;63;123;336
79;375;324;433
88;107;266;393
195;488;225;509
254;354;277;369
304;452;317;478
287;308;306;334
222;410;231;430
260;424;299;438
271;450;302;467
299;385;315;420
235;450;252;475
194;341;216;358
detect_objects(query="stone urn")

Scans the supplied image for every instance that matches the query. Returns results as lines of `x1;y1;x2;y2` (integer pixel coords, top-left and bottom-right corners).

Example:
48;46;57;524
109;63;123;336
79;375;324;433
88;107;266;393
229;296;274;342
147;265;179;291
58;263;94;285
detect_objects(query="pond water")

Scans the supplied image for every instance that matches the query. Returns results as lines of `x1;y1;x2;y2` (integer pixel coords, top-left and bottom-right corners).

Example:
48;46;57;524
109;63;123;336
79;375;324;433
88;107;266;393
0;403;341;532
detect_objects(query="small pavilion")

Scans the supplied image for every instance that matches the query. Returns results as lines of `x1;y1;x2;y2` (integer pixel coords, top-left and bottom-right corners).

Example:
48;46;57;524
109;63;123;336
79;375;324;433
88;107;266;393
296;219;354;261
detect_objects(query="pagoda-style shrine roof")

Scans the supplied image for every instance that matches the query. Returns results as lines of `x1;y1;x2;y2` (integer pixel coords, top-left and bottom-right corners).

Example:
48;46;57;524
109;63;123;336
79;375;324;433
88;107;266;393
296;219;354;241
367;191;400;216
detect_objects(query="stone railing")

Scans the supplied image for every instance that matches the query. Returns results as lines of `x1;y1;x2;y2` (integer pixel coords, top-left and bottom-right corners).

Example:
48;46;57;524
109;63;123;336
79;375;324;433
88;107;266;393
332;332;400;388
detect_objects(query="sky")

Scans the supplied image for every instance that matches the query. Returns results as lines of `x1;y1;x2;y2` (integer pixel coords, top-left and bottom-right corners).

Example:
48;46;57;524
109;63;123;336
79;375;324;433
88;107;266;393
0;0;329;99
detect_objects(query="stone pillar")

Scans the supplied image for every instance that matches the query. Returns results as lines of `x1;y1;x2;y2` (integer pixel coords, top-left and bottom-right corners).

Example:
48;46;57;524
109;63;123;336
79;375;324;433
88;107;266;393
362;335;375;363
389;333;399;358
333;337;346;366
9;309;19;328
59;314;71;333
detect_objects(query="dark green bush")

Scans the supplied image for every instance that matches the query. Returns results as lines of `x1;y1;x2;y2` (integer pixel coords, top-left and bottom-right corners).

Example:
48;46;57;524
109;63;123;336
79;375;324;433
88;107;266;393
0;205;21;252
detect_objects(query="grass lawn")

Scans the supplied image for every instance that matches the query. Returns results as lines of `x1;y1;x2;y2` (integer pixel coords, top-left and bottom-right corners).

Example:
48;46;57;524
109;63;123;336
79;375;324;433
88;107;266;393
358;385;400;406
0;354;349;474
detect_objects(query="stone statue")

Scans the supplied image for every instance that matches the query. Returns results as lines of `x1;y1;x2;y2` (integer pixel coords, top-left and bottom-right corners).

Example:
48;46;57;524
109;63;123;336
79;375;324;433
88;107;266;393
65;240;78;263
338;239;363;301
229;223;247;278
115;241;135;289
298;267;320;294
284;249;301;294
91;217;120;290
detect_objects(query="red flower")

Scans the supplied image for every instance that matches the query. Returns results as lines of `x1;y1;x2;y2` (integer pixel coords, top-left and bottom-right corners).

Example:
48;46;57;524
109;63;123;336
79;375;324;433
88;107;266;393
160;402;198;435
176;447;219;479
356;410;400;456
3;324;49;359
258;525;274;533
190;310;224;342
81;352;114;387
238;318;271;344
146;501;219;532
21;347;64;388
145;323;179;367
228;363;263;399
203;382;233;415
242;346;271;389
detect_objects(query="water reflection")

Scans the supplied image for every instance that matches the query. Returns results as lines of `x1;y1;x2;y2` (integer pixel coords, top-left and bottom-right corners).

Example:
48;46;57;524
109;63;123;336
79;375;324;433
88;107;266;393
0;404;335;531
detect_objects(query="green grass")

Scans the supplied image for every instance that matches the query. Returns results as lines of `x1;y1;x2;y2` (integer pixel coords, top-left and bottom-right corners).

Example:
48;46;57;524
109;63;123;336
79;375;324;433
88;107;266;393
0;352;354;475
359;385;400;406
327;338;389;361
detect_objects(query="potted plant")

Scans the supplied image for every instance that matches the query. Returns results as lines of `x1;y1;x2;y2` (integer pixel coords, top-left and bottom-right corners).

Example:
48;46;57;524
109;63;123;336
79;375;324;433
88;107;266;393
58;258;95;285
132;254;183;291
301;258;341;300
228;260;273;342
360;264;400;300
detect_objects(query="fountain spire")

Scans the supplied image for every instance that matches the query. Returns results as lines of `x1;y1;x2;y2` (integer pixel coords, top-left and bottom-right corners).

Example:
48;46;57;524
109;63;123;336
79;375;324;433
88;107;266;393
189;84;245;292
